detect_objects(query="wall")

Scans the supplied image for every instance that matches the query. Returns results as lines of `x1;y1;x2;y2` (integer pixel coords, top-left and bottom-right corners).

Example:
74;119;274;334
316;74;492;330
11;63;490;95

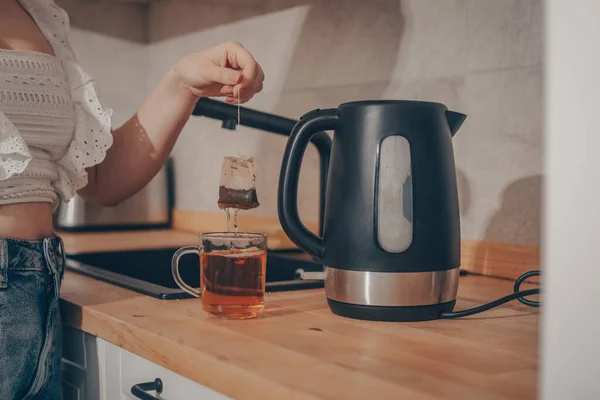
58;0;544;248
147;0;544;247
55;0;148;127
541;0;600;398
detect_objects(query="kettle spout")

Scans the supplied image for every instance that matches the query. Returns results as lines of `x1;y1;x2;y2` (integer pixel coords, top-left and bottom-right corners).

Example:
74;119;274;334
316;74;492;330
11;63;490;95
445;110;467;137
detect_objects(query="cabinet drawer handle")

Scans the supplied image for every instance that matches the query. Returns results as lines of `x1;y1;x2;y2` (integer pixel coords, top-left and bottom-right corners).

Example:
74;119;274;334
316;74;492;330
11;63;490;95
131;378;163;399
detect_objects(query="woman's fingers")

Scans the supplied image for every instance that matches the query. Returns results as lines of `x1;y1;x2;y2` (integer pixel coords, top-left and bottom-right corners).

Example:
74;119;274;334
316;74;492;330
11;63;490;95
195;63;242;88
221;86;234;95
233;68;264;99
225;92;254;104
227;44;263;98
225;42;259;86
251;65;265;93
177;42;264;102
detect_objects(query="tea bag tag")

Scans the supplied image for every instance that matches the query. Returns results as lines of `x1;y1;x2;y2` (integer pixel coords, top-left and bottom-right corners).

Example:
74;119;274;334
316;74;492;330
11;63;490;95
218;156;259;210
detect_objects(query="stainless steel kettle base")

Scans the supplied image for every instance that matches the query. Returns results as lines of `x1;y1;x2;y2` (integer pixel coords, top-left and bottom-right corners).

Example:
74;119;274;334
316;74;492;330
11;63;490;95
327;299;456;322
325;267;460;307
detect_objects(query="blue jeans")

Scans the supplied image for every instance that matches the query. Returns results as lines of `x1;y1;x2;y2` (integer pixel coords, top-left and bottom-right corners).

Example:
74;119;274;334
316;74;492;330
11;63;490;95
0;236;65;400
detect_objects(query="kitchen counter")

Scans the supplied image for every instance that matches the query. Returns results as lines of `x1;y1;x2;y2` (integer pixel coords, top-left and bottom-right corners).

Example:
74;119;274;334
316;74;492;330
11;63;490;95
60;267;539;399
58;229;539;399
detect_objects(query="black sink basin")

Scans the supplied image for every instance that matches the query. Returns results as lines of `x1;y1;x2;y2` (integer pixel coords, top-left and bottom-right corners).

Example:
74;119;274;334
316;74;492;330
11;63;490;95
65;248;324;300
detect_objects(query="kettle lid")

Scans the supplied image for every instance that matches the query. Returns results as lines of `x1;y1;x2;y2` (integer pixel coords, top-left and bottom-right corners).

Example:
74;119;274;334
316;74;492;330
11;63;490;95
340;99;450;109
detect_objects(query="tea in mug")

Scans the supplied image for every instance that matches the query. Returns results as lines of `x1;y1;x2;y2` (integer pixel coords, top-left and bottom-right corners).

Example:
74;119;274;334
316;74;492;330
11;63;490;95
201;247;266;319
172;233;267;319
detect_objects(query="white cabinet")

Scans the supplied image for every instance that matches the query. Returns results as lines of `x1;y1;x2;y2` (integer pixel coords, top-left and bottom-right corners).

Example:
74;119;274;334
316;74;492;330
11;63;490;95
61;329;231;400
113;339;231;400
101;338;231;400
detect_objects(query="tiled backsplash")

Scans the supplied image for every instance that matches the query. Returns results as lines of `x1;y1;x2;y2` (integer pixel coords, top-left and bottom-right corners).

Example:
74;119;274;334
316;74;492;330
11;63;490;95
58;0;543;246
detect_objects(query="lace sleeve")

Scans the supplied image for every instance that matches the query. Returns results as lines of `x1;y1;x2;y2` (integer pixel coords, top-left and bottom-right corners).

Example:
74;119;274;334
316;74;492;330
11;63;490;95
0;111;32;180
53;62;114;200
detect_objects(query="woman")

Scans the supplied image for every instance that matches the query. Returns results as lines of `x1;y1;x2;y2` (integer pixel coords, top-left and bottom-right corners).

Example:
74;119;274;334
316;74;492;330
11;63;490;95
0;0;265;397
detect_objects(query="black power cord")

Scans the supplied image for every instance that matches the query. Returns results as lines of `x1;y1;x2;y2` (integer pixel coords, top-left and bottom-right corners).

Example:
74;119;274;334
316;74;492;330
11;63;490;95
440;270;541;319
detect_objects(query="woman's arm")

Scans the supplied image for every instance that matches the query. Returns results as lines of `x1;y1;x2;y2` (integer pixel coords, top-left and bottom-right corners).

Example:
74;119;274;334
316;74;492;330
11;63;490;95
78;41;264;206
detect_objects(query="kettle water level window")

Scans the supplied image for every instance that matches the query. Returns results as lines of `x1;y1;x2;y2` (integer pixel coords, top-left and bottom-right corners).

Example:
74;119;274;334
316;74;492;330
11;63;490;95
376;135;413;253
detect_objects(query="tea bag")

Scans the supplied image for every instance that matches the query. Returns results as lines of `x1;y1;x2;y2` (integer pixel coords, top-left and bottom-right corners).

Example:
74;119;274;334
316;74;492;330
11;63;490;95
218;156;260;210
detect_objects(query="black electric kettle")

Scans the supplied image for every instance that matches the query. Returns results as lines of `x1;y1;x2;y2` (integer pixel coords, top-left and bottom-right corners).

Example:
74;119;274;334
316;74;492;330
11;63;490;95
278;100;466;322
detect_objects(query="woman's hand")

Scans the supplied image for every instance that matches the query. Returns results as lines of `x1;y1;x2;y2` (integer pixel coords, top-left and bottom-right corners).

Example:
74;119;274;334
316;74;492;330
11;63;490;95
173;41;264;104
81;42;265;206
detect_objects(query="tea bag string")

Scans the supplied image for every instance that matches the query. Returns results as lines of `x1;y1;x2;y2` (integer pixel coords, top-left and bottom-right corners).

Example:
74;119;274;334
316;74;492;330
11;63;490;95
237;86;241;155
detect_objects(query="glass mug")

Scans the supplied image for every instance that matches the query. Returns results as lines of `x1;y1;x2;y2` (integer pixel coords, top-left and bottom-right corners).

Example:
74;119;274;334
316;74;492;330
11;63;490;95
171;232;267;319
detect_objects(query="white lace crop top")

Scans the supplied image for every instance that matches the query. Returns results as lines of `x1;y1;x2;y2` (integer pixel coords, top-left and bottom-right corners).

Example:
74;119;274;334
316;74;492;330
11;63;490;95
0;0;113;208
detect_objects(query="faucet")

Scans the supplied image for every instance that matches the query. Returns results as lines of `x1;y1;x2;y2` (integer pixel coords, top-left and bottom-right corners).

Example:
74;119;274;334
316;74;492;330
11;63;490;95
192;98;331;235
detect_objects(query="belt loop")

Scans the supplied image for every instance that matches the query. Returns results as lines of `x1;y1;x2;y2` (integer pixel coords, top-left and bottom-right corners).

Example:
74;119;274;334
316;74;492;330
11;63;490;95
43;238;57;276
0;239;7;288
56;235;65;278
44;235;65;278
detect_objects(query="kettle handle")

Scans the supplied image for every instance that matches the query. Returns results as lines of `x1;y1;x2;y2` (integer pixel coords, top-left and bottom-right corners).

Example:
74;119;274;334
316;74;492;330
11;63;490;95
278;108;338;259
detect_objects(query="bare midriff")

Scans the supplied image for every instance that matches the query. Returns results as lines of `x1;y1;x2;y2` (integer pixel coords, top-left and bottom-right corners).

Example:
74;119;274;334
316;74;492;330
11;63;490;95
0;203;54;240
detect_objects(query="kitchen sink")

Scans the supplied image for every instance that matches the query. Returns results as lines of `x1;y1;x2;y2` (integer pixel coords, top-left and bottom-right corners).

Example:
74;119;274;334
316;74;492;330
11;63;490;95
65;248;324;300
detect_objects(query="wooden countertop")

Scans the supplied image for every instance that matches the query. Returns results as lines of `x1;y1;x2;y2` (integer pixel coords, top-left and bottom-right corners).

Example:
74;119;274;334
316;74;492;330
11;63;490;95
60;278;539;399
58;229;539;399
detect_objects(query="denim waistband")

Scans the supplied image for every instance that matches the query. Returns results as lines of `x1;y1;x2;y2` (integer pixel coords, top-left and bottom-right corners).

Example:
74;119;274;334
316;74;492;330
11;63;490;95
0;235;65;288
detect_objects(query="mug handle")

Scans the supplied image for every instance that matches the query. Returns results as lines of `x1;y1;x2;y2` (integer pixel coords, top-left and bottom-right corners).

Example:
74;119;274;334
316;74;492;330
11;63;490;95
171;246;201;298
